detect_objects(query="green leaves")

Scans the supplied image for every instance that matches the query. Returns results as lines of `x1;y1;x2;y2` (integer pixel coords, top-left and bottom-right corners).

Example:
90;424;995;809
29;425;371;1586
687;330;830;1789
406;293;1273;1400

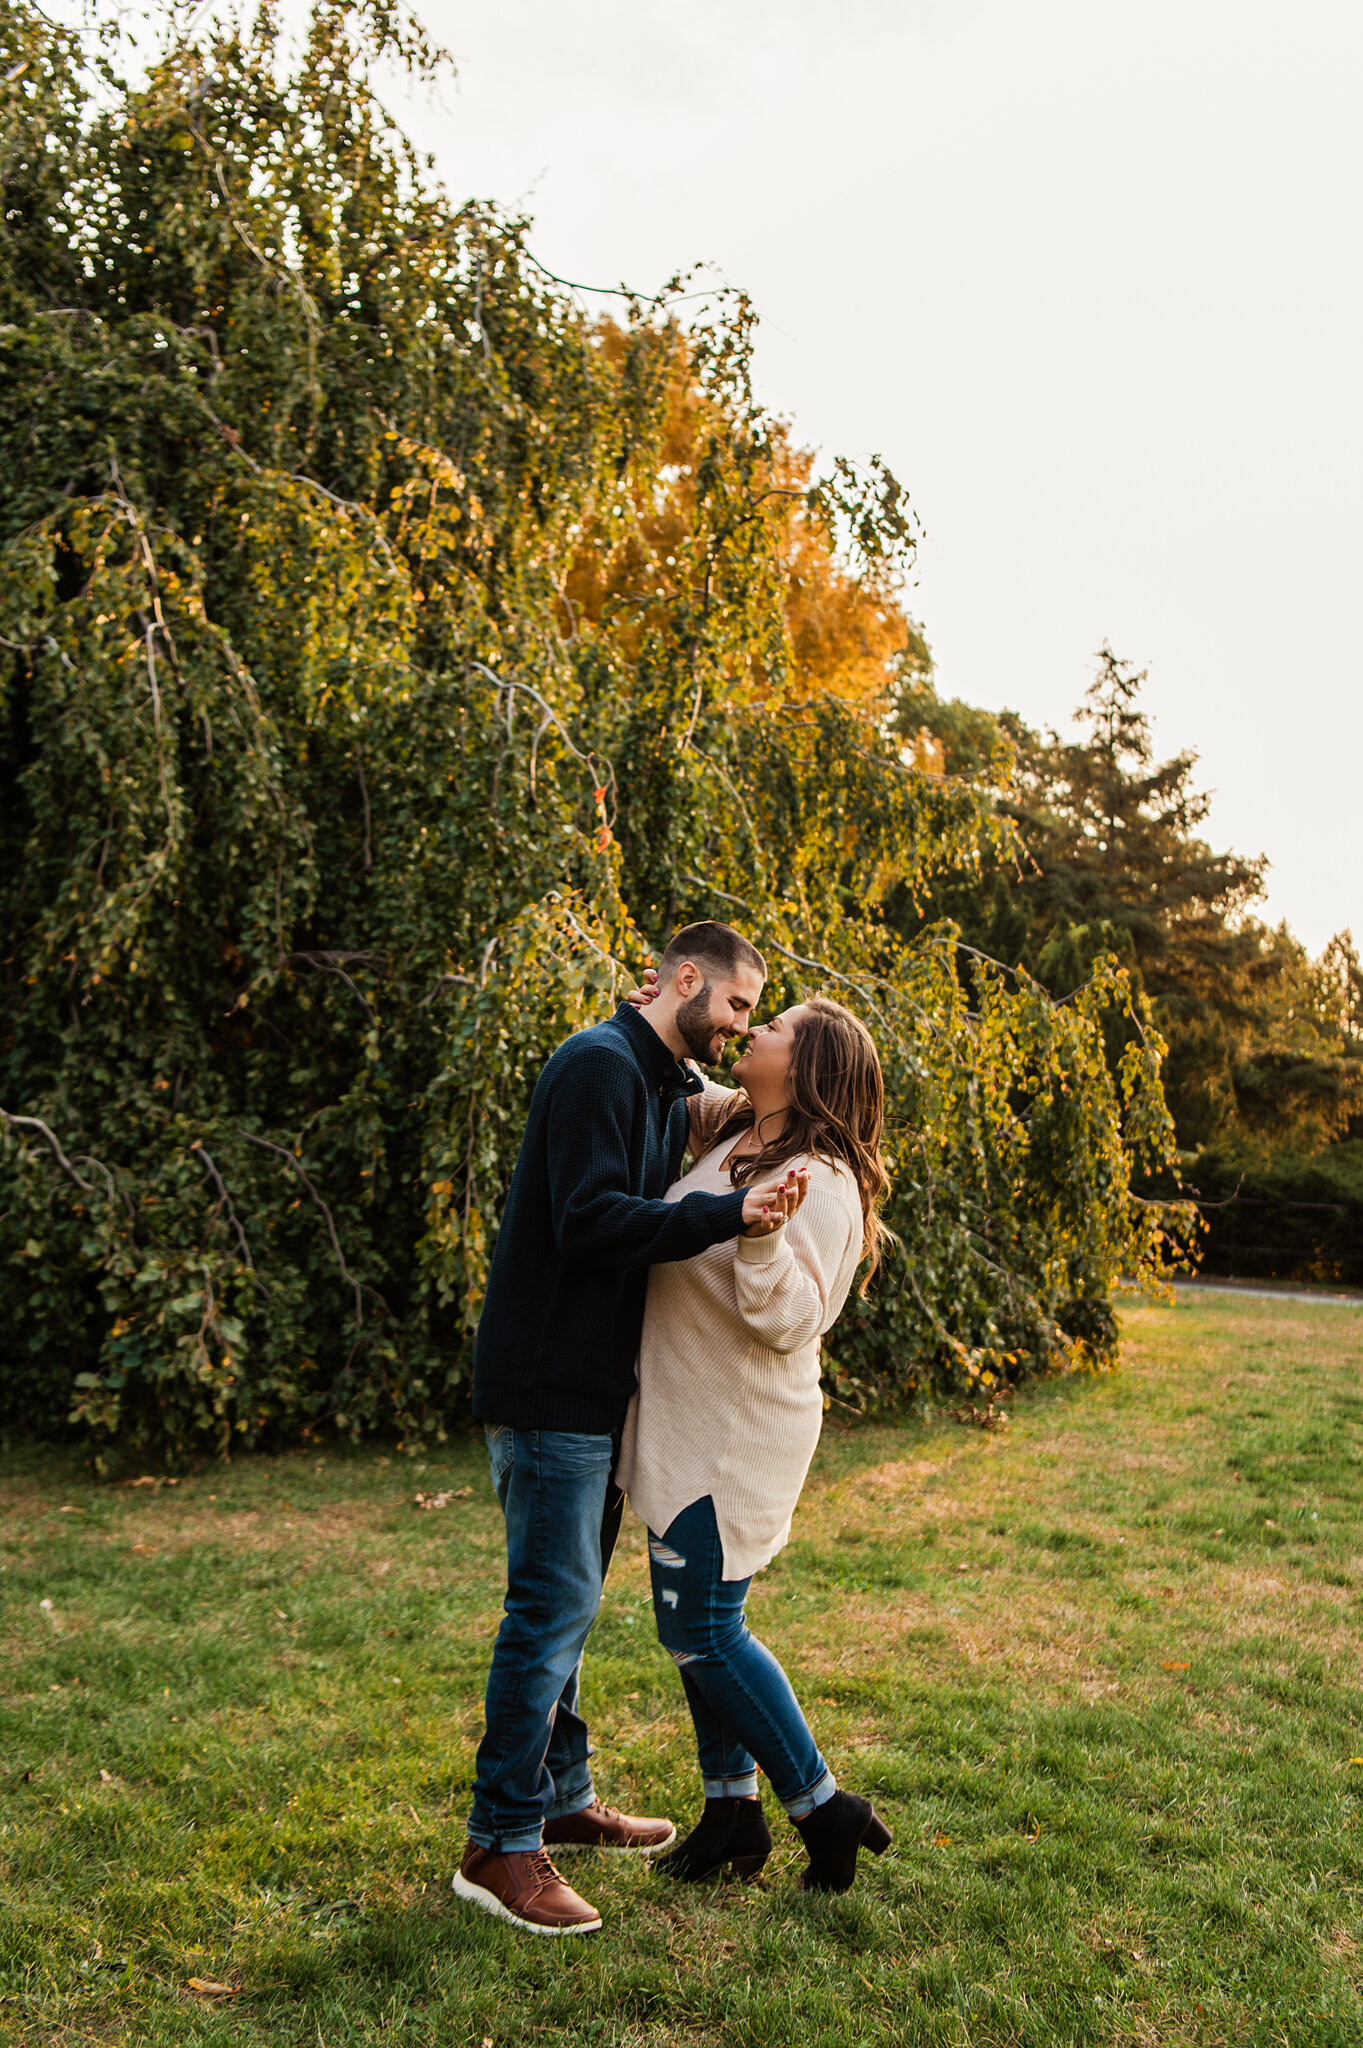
0;0;1190;1463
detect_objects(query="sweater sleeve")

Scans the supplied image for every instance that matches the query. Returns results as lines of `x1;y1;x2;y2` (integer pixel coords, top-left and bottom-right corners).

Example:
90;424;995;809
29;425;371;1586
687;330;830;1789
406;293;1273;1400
687;1077;744;1160
732;1174;859;1355
547;1045;746;1267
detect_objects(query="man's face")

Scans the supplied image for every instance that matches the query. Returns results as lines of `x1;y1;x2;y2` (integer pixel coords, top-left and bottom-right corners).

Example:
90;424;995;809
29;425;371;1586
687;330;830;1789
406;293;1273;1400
673;963;765;1066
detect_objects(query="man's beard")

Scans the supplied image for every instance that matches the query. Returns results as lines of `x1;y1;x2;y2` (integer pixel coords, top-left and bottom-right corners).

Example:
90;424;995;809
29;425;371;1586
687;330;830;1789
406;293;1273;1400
675;984;724;1064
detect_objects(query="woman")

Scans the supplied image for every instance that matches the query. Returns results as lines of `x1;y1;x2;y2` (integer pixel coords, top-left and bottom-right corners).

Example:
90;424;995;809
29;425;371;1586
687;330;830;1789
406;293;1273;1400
615;989;893;1894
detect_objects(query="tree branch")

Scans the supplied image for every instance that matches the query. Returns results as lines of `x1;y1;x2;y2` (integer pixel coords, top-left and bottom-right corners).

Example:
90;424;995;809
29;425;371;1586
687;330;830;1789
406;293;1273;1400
235;1128;362;1328
190;1140;255;1269
0;1108;129;1217
1;1110;93;1191
284;952;382;1025
418;935;498;1008
466;661;603;785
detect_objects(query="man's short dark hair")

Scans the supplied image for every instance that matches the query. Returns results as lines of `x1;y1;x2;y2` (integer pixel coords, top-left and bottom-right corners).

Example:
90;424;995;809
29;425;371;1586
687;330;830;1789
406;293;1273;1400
658;920;766;985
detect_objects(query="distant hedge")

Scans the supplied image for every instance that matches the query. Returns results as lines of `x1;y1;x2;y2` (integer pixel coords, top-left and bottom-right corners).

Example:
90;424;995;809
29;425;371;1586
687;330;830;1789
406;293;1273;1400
1191;1143;1363;1289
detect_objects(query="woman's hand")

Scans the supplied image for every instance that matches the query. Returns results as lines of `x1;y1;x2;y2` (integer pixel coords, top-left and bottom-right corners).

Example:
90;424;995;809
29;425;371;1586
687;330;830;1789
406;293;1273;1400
741;1166;809;1237
624;967;659;1007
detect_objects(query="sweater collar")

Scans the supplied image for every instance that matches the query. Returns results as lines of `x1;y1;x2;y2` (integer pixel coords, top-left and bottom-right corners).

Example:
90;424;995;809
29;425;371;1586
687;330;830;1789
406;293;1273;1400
613;1001;705;1099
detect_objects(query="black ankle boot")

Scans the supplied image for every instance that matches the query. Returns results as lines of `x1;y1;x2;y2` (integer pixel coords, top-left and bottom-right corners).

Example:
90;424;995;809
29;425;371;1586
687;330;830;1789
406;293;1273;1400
654;1796;772;1882
791;1790;892;1893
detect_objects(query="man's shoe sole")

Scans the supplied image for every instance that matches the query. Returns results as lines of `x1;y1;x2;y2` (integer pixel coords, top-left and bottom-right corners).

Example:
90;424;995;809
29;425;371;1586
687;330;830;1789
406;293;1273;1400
546;1824;678;1857
451;1870;602;1934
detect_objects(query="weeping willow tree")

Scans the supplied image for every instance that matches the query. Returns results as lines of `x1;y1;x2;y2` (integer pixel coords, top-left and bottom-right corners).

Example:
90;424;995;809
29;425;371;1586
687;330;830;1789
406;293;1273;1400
0;0;1191;1464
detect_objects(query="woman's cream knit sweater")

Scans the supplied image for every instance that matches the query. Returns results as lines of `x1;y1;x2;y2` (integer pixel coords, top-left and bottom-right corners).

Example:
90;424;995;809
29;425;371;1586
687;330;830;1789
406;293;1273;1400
616;1080;864;1580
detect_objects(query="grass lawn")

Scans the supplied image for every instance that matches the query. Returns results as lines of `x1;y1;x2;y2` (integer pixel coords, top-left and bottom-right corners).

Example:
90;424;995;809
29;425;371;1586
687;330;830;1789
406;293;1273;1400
3;1293;1362;2047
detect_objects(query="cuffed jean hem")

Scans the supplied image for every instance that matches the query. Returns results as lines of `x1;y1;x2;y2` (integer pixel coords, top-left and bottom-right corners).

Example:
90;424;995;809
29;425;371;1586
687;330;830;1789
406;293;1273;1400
469;1774;596;1847
545;1782;597;1821
784;1768;838;1821
468;1782;597;1848
467;1823;546;1854
702;1772;760;1800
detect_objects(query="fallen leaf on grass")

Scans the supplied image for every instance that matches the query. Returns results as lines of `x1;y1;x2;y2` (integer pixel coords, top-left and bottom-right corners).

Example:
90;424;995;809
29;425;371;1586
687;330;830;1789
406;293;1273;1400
413;1489;471;1510
99;1769;113;1784
129;1543;154;1555
186;1978;239;1996
1162;1661;1191;1672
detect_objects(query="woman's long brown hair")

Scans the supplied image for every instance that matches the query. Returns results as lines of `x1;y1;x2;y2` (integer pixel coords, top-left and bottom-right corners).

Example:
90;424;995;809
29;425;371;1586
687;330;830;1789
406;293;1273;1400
713;996;892;1287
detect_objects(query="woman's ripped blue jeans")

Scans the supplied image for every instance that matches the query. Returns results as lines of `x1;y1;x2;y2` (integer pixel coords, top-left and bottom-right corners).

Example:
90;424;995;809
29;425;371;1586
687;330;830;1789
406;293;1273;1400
648;1494;835;1818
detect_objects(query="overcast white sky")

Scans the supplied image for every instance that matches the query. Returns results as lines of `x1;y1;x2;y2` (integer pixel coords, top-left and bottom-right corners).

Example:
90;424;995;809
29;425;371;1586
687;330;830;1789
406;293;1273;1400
387;0;1361;951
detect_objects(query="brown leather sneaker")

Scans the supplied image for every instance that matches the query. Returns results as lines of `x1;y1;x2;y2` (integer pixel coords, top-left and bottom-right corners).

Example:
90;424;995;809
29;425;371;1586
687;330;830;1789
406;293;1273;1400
452;1842;602;1934
542;1800;677;1855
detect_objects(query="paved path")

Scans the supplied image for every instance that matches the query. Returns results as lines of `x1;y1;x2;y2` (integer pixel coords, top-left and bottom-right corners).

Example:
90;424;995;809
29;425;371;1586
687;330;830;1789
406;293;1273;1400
1171;1279;1363;1310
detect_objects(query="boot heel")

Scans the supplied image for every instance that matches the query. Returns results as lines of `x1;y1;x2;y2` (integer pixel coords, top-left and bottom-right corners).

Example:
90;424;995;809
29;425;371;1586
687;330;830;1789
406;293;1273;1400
861;1813;892;1855
729;1852;770;1879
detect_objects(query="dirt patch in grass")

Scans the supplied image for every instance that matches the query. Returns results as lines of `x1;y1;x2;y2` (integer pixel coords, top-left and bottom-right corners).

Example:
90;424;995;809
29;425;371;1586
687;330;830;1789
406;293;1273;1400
1025;1426;1200;1472
949;1613;1111;1684
102;1497;450;1565
1215;1564;1362;1639
1110;1448;1192;1472
112;1504;365;1550
852;1454;965;1494
781;1579;1120;1697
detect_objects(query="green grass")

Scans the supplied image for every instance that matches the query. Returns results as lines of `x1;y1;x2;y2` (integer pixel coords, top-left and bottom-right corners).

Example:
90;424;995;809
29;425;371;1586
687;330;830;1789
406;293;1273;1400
3;1293;1363;2046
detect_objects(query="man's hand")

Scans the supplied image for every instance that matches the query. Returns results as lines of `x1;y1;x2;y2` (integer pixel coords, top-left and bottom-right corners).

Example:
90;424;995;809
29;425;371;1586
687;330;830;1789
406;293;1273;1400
741;1166;809;1237
624;968;660;1008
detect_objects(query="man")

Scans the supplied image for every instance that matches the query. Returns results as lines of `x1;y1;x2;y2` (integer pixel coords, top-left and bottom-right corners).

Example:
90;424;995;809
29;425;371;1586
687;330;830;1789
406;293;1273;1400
454;921;793;1935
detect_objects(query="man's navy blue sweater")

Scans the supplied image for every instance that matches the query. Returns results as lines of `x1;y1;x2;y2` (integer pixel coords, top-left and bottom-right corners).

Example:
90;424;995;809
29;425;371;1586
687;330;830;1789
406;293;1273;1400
472;1003;747;1434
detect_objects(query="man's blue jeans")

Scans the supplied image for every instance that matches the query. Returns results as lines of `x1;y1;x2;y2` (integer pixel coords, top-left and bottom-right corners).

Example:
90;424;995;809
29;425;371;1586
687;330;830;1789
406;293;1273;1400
468;1425;623;1853
649;1494;836;1818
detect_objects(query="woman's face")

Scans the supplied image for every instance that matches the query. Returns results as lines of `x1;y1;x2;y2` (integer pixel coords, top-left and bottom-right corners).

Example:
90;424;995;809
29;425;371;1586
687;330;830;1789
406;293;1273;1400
731;1004;812;1101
